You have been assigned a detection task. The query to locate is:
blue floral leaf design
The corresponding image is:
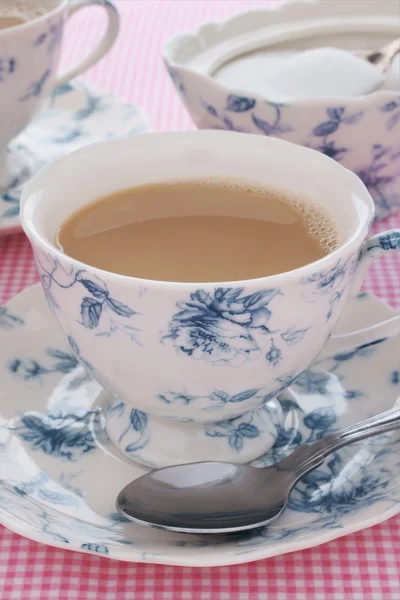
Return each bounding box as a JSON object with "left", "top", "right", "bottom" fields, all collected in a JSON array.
[
  {"left": 304, "top": 407, "right": 336, "bottom": 430},
  {"left": 38, "top": 489, "right": 78, "bottom": 506},
  {"left": 342, "top": 111, "right": 363, "bottom": 125},
  {"left": 210, "top": 390, "right": 230, "bottom": 402},
  {"left": 313, "top": 120, "right": 339, "bottom": 137},
  {"left": 226, "top": 94, "right": 256, "bottom": 112},
  {"left": 387, "top": 112, "right": 400, "bottom": 131},
  {"left": 79, "top": 279, "right": 107, "bottom": 299},
  {"left": 130, "top": 409, "right": 147, "bottom": 432},
  {"left": 229, "top": 389, "right": 259, "bottom": 403},
  {"left": 274, "top": 426, "right": 302, "bottom": 448},
  {"left": 243, "top": 289, "right": 281, "bottom": 308},
  {"left": 2, "top": 205, "right": 20, "bottom": 218},
  {"left": 81, "top": 298, "right": 102, "bottom": 329},
  {"left": 0, "top": 307, "right": 24, "bottom": 329},
  {"left": 229, "top": 433, "right": 244, "bottom": 450},
  {"left": 377, "top": 231, "right": 400, "bottom": 250},
  {"left": 237, "top": 423, "right": 259, "bottom": 438},
  {"left": 206, "top": 429, "right": 226, "bottom": 438},
  {"left": 19, "top": 414, "right": 45, "bottom": 435},
  {"left": 81, "top": 543, "right": 109, "bottom": 554},
  {"left": 279, "top": 398, "right": 302, "bottom": 413},
  {"left": 223, "top": 116, "right": 234, "bottom": 130},
  {"left": 105, "top": 297, "right": 135, "bottom": 317},
  {"left": 214, "top": 288, "right": 243, "bottom": 302},
  {"left": 46, "top": 348, "right": 79, "bottom": 373},
  {"left": 281, "top": 327, "right": 308, "bottom": 345},
  {"left": 204, "top": 103, "right": 218, "bottom": 117},
  {"left": 252, "top": 114, "right": 273, "bottom": 135},
  {"left": 53, "top": 82, "right": 74, "bottom": 96},
  {"left": 68, "top": 336, "right": 80, "bottom": 356},
  {"left": 327, "top": 107, "right": 345, "bottom": 120},
  {"left": 391, "top": 370, "right": 400, "bottom": 385},
  {"left": 380, "top": 101, "right": 398, "bottom": 113},
  {"left": 301, "top": 468, "right": 332, "bottom": 486},
  {"left": 74, "top": 95, "right": 102, "bottom": 121}
]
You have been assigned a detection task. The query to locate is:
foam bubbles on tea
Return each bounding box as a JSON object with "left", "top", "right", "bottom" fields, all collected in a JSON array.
[
  {"left": 56, "top": 180, "right": 339, "bottom": 283},
  {"left": 0, "top": 0, "right": 49, "bottom": 28}
]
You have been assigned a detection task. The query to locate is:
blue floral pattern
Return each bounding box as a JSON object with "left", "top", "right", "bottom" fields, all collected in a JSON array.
[
  {"left": 7, "top": 345, "right": 97, "bottom": 461},
  {"left": 0, "top": 56, "right": 16, "bottom": 82},
  {"left": 15, "top": 411, "right": 97, "bottom": 462},
  {"left": 107, "top": 402, "right": 149, "bottom": 456},
  {"left": 301, "top": 255, "right": 357, "bottom": 322},
  {"left": 34, "top": 18, "right": 63, "bottom": 56},
  {"left": 19, "top": 69, "right": 52, "bottom": 102},
  {"left": 251, "top": 103, "right": 293, "bottom": 136},
  {"left": 356, "top": 145, "right": 400, "bottom": 216},
  {"left": 167, "top": 67, "right": 400, "bottom": 220},
  {"left": 36, "top": 254, "right": 140, "bottom": 341},
  {"left": 206, "top": 418, "right": 259, "bottom": 451},
  {"left": 380, "top": 98, "right": 400, "bottom": 131},
  {"left": 158, "top": 387, "right": 263, "bottom": 410},
  {"left": 1, "top": 289, "right": 400, "bottom": 563},
  {"left": 0, "top": 307, "right": 24, "bottom": 329},
  {"left": 361, "top": 230, "right": 400, "bottom": 255},
  {"left": 0, "top": 81, "right": 149, "bottom": 231},
  {"left": 8, "top": 346, "right": 78, "bottom": 381},
  {"left": 164, "top": 288, "right": 308, "bottom": 366}
]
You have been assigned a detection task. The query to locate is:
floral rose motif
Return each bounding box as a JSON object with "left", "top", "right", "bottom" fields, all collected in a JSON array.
[
  {"left": 164, "top": 287, "right": 282, "bottom": 365},
  {"left": 17, "top": 412, "right": 96, "bottom": 461}
]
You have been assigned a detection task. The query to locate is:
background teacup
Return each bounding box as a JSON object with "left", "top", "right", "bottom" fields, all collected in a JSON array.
[
  {"left": 20, "top": 132, "right": 400, "bottom": 468},
  {"left": 0, "top": 0, "right": 119, "bottom": 187}
]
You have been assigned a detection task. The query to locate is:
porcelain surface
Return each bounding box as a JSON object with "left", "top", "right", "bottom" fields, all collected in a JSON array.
[
  {"left": 0, "top": 80, "right": 150, "bottom": 235},
  {"left": 0, "top": 0, "right": 119, "bottom": 185},
  {"left": 164, "top": 0, "right": 400, "bottom": 221},
  {"left": 0, "top": 285, "right": 399, "bottom": 566},
  {"left": 20, "top": 131, "right": 400, "bottom": 467}
]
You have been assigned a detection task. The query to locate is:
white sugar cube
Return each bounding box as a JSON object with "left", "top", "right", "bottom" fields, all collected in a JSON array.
[{"left": 262, "top": 47, "right": 385, "bottom": 101}]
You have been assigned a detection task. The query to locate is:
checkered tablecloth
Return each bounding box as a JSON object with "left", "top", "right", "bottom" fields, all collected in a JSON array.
[{"left": 0, "top": 2, "right": 399, "bottom": 599}]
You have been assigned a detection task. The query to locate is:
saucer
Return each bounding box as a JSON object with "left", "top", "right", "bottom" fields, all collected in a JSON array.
[
  {"left": 0, "top": 284, "right": 399, "bottom": 567},
  {"left": 0, "top": 81, "right": 150, "bottom": 236}
]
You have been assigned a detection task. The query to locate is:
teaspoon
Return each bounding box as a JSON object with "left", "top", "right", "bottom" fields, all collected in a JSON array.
[
  {"left": 366, "top": 37, "right": 400, "bottom": 74},
  {"left": 117, "top": 403, "right": 400, "bottom": 534}
]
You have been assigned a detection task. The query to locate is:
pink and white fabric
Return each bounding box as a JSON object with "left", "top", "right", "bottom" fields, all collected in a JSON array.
[{"left": 0, "top": 2, "right": 399, "bottom": 599}]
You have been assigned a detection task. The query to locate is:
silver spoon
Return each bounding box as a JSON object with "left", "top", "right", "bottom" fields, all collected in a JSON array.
[
  {"left": 117, "top": 403, "right": 400, "bottom": 534},
  {"left": 366, "top": 37, "right": 400, "bottom": 74}
]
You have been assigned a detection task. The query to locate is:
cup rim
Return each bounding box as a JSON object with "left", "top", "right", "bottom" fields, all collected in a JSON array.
[
  {"left": 21, "top": 130, "right": 374, "bottom": 290},
  {"left": 0, "top": 0, "right": 66, "bottom": 36}
]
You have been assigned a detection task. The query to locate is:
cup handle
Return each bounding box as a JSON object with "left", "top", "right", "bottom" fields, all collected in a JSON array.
[
  {"left": 318, "top": 229, "right": 400, "bottom": 361},
  {"left": 53, "top": 0, "right": 119, "bottom": 88}
]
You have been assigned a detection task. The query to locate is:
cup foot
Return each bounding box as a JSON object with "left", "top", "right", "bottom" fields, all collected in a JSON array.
[{"left": 104, "top": 399, "right": 283, "bottom": 469}]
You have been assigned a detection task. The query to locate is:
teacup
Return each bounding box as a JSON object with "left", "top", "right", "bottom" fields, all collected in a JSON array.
[
  {"left": 20, "top": 131, "right": 400, "bottom": 468},
  {"left": 0, "top": 0, "right": 119, "bottom": 187}
]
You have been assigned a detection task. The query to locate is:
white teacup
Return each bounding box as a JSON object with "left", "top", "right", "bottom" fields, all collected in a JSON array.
[
  {"left": 20, "top": 131, "right": 400, "bottom": 468},
  {"left": 0, "top": 0, "right": 119, "bottom": 187}
]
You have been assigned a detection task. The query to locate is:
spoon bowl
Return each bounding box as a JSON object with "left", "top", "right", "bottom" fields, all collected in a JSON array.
[{"left": 117, "top": 461, "right": 297, "bottom": 533}]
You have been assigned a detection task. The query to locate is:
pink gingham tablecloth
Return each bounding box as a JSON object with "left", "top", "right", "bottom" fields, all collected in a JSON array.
[{"left": 0, "top": 2, "right": 399, "bottom": 599}]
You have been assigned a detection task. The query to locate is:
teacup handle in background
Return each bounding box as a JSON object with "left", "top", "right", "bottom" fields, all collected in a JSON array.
[
  {"left": 319, "top": 229, "right": 400, "bottom": 360},
  {"left": 53, "top": 0, "right": 119, "bottom": 88}
]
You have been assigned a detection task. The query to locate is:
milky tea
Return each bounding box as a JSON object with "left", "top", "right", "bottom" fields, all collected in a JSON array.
[
  {"left": 0, "top": 1, "right": 50, "bottom": 29},
  {"left": 56, "top": 180, "right": 339, "bottom": 283}
]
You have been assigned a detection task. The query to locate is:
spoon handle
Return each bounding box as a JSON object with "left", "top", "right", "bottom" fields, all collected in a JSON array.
[
  {"left": 279, "top": 402, "right": 400, "bottom": 476},
  {"left": 368, "top": 37, "right": 400, "bottom": 73}
]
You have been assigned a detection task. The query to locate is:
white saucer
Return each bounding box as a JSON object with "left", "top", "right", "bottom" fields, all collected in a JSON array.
[
  {"left": 0, "top": 284, "right": 399, "bottom": 566},
  {"left": 0, "top": 81, "right": 150, "bottom": 236}
]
